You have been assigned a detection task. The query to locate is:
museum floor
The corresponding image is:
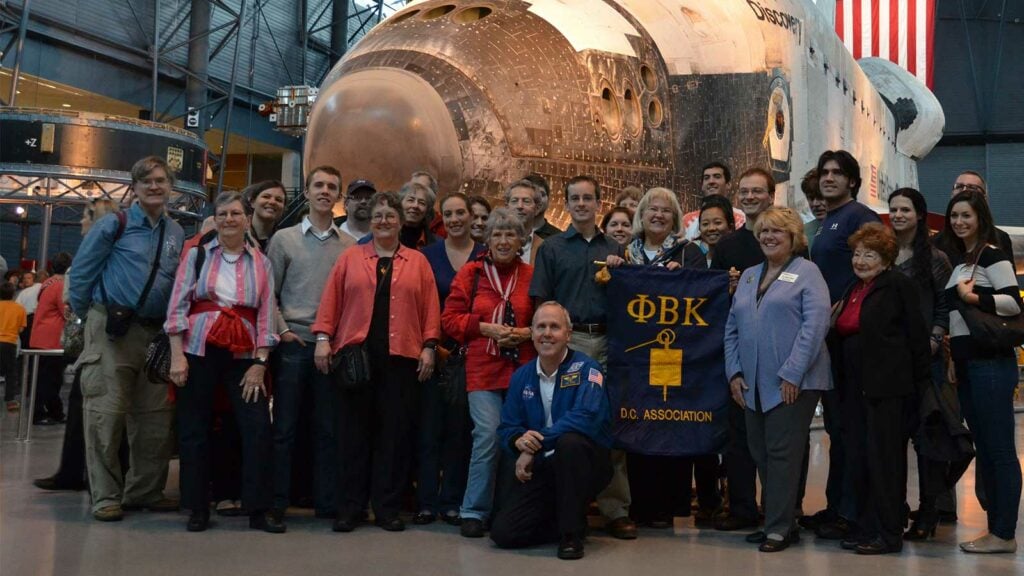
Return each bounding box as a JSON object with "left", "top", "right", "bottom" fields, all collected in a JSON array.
[{"left": 2, "top": 411, "right": 1022, "bottom": 576}]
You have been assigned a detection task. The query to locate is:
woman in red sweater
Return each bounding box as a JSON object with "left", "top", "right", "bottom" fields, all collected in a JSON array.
[
  {"left": 30, "top": 252, "right": 72, "bottom": 424},
  {"left": 442, "top": 208, "right": 536, "bottom": 538}
]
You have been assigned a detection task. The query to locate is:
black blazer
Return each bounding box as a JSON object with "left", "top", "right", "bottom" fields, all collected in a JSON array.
[{"left": 830, "top": 269, "right": 931, "bottom": 398}]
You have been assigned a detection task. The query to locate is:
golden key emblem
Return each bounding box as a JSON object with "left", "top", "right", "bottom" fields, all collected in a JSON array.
[{"left": 625, "top": 329, "right": 683, "bottom": 402}]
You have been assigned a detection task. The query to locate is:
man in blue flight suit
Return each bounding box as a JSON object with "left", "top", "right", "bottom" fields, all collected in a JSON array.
[{"left": 490, "top": 301, "right": 613, "bottom": 560}]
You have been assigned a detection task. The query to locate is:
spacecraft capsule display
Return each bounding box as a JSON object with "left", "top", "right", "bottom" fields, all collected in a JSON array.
[{"left": 305, "top": 0, "right": 944, "bottom": 221}]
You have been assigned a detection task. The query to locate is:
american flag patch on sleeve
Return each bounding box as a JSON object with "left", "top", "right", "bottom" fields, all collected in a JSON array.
[{"left": 588, "top": 367, "right": 603, "bottom": 386}]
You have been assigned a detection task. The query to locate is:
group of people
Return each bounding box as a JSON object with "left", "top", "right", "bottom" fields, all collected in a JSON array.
[{"left": 15, "top": 149, "right": 1021, "bottom": 560}]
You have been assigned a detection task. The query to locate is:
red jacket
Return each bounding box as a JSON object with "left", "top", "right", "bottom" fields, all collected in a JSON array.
[
  {"left": 442, "top": 259, "right": 536, "bottom": 392},
  {"left": 30, "top": 276, "right": 65, "bottom": 350},
  {"left": 312, "top": 243, "right": 441, "bottom": 360}
]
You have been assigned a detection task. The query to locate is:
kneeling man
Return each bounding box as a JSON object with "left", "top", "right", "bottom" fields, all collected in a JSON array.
[{"left": 490, "top": 302, "right": 613, "bottom": 560}]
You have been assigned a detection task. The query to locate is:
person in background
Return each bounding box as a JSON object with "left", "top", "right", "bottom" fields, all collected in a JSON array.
[
  {"left": 0, "top": 283, "right": 27, "bottom": 412},
  {"left": 522, "top": 173, "right": 563, "bottom": 240},
  {"left": 34, "top": 199, "right": 121, "bottom": 491},
  {"left": 266, "top": 165, "right": 354, "bottom": 528},
  {"left": 4, "top": 270, "right": 21, "bottom": 287},
  {"left": 243, "top": 180, "right": 287, "bottom": 252},
  {"left": 313, "top": 191, "right": 441, "bottom": 533},
  {"left": 805, "top": 150, "right": 881, "bottom": 540},
  {"left": 725, "top": 207, "right": 832, "bottom": 552},
  {"left": 886, "top": 188, "right": 954, "bottom": 542},
  {"left": 468, "top": 196, "right": 492, "bottom": 245},
  {"left": 15, "top": 270, "right": 41, "bottom": 351},
  {"left": 442, "top": 208, "right": 536, "bottom": 538},
  {"left": 933, "top": 171, "right": 1015, "bottom": 267},
  {"left": 69, "top": 156, "right": 185, "bottom": 522},
  {"left": 29, "top": 252, "right": 73, "bottom": 425},
  {"left": 943, "top": 190, "right": 1021, "bottom": 554},
  {"left": 830, "top": 223, "right": 930, "bottom": 555},
  {"left": 685, "top": 195, "right": 735, "bottom": 270},
  {"left": 710, "top": 167, "right": 776, "bottom": 532},
  {"left": 398, "top": 181, "right": 439, "bottom": 249},
  {"left": 529, "top": 175, "right": 636, "bottom": 541},
  {"left": 681, "top": 161, "right": 746, "bottom": 240},
  {"left": 504, "top": 179, "right": 546, "bottom": 265},
  {"left": 416, "top": 193, "right": 484, "bottom": 526},
  {"left": 600, "top": 207, "right": 634, "bottom": 247},
  {"left": 801, "top": 169, "right": 826, "bottom": 251},
  {"left": 336, "top": 179, "right": 375, "bottom": 242},
  {"left": 615, "top": 186, "right": 642, "bottom": 212},
  {"left": 165, "top": 191, "right": 281, "bottom": 533}
]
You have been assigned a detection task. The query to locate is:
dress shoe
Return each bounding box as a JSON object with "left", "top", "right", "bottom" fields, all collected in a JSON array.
[
  {"left": 33, "top": 476, "right": 87, "bottom": 491},
  {"left": 376, "top": 517, "right": 406, "bottom": 532},
  {"left": 33, "top": 417, "right": 60, "bottom": 426},
  {"left": 249, "top": 510, "right": 286, "bottom": 533},
  {"left": 605, "top": 516, "right": 638, "bottom": 540},
  {"left": 93, "top": 504, "right": 124, "bottom": 522},
  {"left": 904, "top": 510, "right": 938, "bottom": 541},
  {"left": 856, "top": 536, "right": 901, "bottom": 555},
  {"left": 841, "top": 536, "right": 866, "bottom": 550},
  {"left": 713, "top": 515, "right": 759, "bottom": 531},
  {"left": 959, "top": 533, "right": 1017, "bottom": 554},
  {"left": 441, "top": 511, "right": 462, "bottom": 526},
  {"left": 798, "top": 508, "right": 837, "bottom": 531},
  {"left": 693, "top": 507, "right": 717, "bottom": 529},
  {"left": 815, "top": 518, "right": 853, "bottom": 540},
  {"left": 332, "top": 516, "right": 358, "bottom": 533},
  {"left": 460, "top": 518, "right": 485, "bottom": 538},
  {"left": 746, "top": 531, "right": 767, "bottom": 544},
  {"left": 123, "top": 498, "right": 179, "bottom": 512},
  {"left": 412, "top": 510, "right": 436, "bottom": 525},
  {"left": 557, "top": 535, "right": 585, "bottom": 560},
  {"left": 759, "top": 537, "right": 790, "bottom": 553},
  {"left": 187, "top": 509, "right": 210, "bottom": 532}
]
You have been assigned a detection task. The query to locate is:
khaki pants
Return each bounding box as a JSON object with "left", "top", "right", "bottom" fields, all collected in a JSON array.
[
  {"left": 80, "top": 305, "right": 173, "bottom": 513},
  {"left": 569, "top": 332, "right": 631, "bottom": 521}
]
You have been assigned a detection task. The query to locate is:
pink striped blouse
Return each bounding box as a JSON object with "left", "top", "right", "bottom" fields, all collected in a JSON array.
[{"left": 164, "top": 237, "right": 279, "bottom": 358}]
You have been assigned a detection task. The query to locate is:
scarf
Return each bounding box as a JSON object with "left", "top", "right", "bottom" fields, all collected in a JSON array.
[
  {"left": 482, "top": 257, "right": 520, "bottom": 364},
  {"left": 626, "top": 234, "right": 687, "bottom": 267}
]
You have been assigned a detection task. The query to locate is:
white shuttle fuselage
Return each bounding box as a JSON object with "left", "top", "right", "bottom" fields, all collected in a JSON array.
[{"left": 305, "top": 0, "right": 944, "bottom": 218}]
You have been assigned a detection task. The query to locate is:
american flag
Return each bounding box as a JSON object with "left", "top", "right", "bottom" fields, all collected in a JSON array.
[{"left": 834, "top": 0, "right": 936, "bottom": 88}]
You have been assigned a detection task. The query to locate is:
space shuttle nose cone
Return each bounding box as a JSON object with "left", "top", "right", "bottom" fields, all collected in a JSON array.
[{"left": 306, "top": 68, "right": 463, "bottom": 194}]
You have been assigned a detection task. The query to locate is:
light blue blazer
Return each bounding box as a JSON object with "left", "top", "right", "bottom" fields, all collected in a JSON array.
[{"left": 724, "top": 257, "right": 832, "bottom": 412}]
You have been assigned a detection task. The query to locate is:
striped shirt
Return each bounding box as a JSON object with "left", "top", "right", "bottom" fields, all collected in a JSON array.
[
  {"left": 164, "top": 237, "right": 279, "bottom": 358},
  {"left": 945, "top": 245, "right": 1021, "bottom": 360}
]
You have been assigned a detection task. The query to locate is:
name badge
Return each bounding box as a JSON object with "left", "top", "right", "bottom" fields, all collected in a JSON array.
[
  {"left": 560, "top": 372, "right": 580, "bottom": 388},
  {"left": 779, "top": 272, "right": 799, "bottom": 283}
]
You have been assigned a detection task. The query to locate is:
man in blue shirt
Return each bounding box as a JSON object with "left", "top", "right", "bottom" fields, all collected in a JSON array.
[
  {"left": 805, "top": 149, "right": 880, "bottom": 539},
  {"left": 490, "top": 302, "right": 613, "bottom": 560},
  {"left": 68, "top": 156, "right": 184, "bottom": 522}
]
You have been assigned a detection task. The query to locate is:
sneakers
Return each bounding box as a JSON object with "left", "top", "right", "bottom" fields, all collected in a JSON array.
[{"left": 93, "top": 504, "right": 124, "bottom": 522}]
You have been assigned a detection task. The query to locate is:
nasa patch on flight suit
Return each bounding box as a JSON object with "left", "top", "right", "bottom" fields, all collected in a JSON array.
[{"left": 560, "top": 372, "right": 581, "bottom": 388}]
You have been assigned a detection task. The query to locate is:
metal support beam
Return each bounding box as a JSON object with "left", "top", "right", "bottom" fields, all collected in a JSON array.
[
  {"left": 151, "top": 0, "right": 161, "bottom": 116},
  {"left": 7, "top": 0, "right": 33, "bottom": 106},
  {"left": 331, "top": 0, "right": 350, "bottom": 65},
  {"left": 187, "top": 0, "right": 211, "bottom": 136},
  {"left": 215, "top": 0, "right": 247, "bottom": 197},
  {"left": 37, "top": 190, "right": 52, "bottom": 271}
]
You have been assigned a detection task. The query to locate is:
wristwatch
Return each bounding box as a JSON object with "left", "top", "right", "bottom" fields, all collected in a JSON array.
[
  {"left": 253, "top": 357, "right": 268, "bottom": 366},
  {"left": 316, "top": 334, "right": 330, "bottom": 342}
]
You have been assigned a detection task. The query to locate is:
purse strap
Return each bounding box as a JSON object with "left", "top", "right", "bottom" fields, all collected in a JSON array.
[{"left": 136, "top": 219, "right": 167, "bottom": 311}]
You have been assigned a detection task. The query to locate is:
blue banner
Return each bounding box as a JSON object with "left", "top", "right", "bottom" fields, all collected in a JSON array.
[{"left": 606, "top": 265, "right": 730, "bottom": 456}]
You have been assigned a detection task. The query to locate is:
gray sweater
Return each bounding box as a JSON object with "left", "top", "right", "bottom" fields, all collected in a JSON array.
[{"left": 267, "top": 221, "right": 355, "bottom": 341}]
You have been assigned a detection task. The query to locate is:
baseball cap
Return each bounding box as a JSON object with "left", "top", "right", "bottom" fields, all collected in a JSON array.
[{"left": 346, "top": 179, "right": 376, "bottom": 196}]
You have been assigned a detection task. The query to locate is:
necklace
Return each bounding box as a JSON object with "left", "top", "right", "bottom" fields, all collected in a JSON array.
[{"left": 221, "top": 251, "right": 242, "bottom": 264}]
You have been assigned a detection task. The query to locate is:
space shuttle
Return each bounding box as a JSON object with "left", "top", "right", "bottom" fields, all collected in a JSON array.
[{"left": 304, "top": 0, "right": 944, "bottom": 219}]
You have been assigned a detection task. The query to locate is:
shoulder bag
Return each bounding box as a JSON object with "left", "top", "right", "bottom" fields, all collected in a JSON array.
[{"left": 954, "top": 247, "right": 1024, "bottom": 350}]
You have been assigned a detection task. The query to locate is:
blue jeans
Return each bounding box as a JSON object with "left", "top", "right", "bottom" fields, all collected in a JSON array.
[
  {"left": 271, "top": 339, "right": 337, "bottom": 513},
  {"left": 416, "top": 376, "right": 471, "bottom": 515},
  {"left": 957, "top": 357, "right": 1021, "bottom": 540},
  {"left": 460, "top": 390, "right": 504, "bottom": 521}
]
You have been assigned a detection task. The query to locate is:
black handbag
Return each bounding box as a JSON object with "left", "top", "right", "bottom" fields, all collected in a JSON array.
[
  {"left": 144, "top": 331, "right": 173, "bottom": 385},
  {"left": 955, "top": 248, "right": 1024, "bottom": 350},
  {"left": 437, "top": 268, "right": 481, "bottom": 407},
  {"left": 331, "top": 343, "right": 372, "bottom": 389}
]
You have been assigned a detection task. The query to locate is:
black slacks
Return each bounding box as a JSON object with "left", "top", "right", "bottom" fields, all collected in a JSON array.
[
  {"left": 841, "top": 335, "right": 909, "bottom": 547},
  {"left": 627, "top": 453, "right": 688, "bottom": 522},
  {"left": 724, "top": 401, "right": 758, "bottom": 520},
  {"left": 491, "top": 433, "right": 612, "bottom": 547},
  {"left": 334, "top": 354, "right": 419, "bottom": 521},
  {"left": 178, "top": 347, "right": 273, "bottom": 513}
]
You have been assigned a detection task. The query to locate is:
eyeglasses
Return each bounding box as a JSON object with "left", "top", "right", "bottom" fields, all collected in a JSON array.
[
  {"left": 953, "top": 183, "right": 985, "bottom": 194},
  {"left": 371, "top": 213, "right": 399, "bottom": 223}
]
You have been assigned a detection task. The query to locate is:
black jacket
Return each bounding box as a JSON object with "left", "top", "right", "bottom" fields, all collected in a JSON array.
[{"left": 830, "top": 269, "right": 931, "bottom": 398}]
